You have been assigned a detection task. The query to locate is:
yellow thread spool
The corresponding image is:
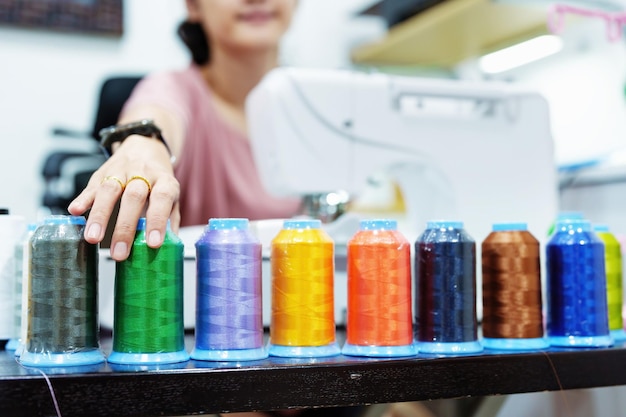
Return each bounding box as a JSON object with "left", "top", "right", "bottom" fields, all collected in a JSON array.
[
  {"left": 594, "top": 224, "right": 626, "bottom": 341},
  {"left": 269, "top": 219, "right": 339, "bottom": 357}
]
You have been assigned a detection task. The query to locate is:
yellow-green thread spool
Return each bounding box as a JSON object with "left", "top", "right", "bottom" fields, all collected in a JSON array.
[{"left": 594, "top": 225, "right": 624, "bottom": 336}]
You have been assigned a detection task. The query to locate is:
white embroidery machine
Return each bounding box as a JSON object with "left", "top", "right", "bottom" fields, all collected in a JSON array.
[
  {"left": 99, "top": 67, "right": 559, "bottom": 330},
  {"left": 246, "top": 67, "right": 559, "bottom": 326}
]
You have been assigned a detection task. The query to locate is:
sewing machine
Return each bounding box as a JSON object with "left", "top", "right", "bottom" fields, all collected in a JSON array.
[
  {"left": 246, "top": 67, "right": 559, "bottom": 324},
  {"left": 99, "top": 67, "right": 558, "bottom": 330},
  {"left": 247, "top": 67, "right": 558, "bottom": 240}
]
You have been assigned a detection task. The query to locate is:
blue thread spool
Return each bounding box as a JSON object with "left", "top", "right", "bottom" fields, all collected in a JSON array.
[
  {"left": 546, "top": 219, "right": 612, "bottom": 347},
  {"left": 415, "top": 221, "right": 482, "bottom": 354},
  {"left": 20, "top": 215, "right": 105, "bottom": 367},
  {"left": 192, "top": 218, "right": 267, "bottom": 361}
]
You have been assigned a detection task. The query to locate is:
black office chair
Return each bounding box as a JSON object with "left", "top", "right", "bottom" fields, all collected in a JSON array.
[{"left": 42, "top": 76, "right": 143, "bottom": 214}]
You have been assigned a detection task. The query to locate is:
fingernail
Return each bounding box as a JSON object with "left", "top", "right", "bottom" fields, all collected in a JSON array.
[
  {"left": 87, "top": 223, "right": 102, "bottom": 240},
  {"left": 112, "top": 242, "right": 128, "bottom": 259},
  {"left": 148, "top": 230, "right": 161, "bottom": 247}
]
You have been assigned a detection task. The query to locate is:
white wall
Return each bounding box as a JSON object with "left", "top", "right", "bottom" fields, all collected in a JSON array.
[
  {"left": 0, "top": 1, "right": 189, "bottom": 221},
  {"left": 0, "top": 0, "right": 384, "bottom": 222},
  {"left": 456, "top": 18, "right": 626, "bottom": 168}
]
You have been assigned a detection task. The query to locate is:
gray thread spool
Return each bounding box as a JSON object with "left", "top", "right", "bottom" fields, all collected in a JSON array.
[{"left": 20, "top": 215, "right": 104, "bottom": 367}]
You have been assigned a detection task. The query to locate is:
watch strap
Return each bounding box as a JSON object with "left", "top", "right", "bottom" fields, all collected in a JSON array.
[{"left": 99, "top": 119, "right": 173, "bottom": 161}]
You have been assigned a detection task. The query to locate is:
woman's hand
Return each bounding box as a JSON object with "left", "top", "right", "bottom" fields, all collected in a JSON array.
[{"left": 68, "top": 134, "right": 180, "bottom": 261}]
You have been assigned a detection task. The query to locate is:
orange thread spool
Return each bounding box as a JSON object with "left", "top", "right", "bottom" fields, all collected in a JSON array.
[
  {"left": 269, "top": 219, "right": 339, "bottom": 357},
  {"left": 343, "top": 219, "right": 415, "bottom": 357}
]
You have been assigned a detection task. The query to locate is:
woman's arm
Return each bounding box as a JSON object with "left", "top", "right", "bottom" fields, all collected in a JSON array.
[{"left": 68, "top": 103, "right": 186, "bottom": 261}]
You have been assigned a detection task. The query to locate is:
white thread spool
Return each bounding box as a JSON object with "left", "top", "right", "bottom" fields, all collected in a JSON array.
[
  {"left": 12, "top": 223, "right": 37, "bottom": 354},
  {"left": 0, "top": 209, "right": 25, "bottom": 342}
]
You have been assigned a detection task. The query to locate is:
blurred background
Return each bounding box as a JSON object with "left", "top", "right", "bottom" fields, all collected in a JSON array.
[{"left": 1, "top": 0, "right": 626, "bottom": 222}]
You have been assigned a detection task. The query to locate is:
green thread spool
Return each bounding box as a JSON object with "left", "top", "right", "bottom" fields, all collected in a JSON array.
[
  {"left": 108, "top": 218, "right": 189, "bottom": 365},
  {"left": 594, "top": 224, "right": 626, "bottom": 342}
]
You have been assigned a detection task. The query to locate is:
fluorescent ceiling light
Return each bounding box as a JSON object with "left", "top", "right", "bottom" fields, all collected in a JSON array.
[{"left": 479, "top": 35, "right": 564, "bottom": 74}]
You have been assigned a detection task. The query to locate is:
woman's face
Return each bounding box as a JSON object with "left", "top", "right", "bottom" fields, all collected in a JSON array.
[{"left": 186, "top": 0, "right": 296, "bottom": 53}]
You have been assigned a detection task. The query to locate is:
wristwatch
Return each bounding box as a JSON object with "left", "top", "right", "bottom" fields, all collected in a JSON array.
[{"left": 99, "top": 119, "right": 174, "bottom": 161}]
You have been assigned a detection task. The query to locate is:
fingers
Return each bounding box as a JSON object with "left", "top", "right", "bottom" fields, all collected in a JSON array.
[
  {"left": 109, "top": 176, "right": 152, "bottom": 260},
  {"left": 69, "top": 172, "right": 127, "bottom": 244},
  {"left": 109, "top": 174, "right": 180, "bottom": 261},
  {"left": 68, "top": 167, "right": 179, "bottom": 262},
  {"left": 143, "top": 178, "right": 180, "bottom": 248}
]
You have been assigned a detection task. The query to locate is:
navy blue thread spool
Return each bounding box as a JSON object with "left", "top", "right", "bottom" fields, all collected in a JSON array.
[
  {"left": 546, "top": 218, "right": 612, "bottom": 347},
  {"left": 415, "top": 220, "right": 482, "bottom": 354},
  {"left": 192, "top": 218, "right": 267, "bottom": 361}
]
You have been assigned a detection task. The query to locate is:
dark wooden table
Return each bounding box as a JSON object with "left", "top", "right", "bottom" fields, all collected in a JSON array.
[{"left": 2, "top": 332, "right": 626, "bottom": 417}]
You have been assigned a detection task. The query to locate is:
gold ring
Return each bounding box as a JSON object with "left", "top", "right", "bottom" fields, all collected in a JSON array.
[
  {"left": 101, "top": 176, "right": 125, "bottom": 191},
  {"left": 126, "top": 175, "right": 152, "bottom": 193}
]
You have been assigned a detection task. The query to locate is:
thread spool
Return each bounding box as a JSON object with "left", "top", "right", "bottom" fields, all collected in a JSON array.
[
  {"left": 415, "top": 220, "right": 482, "bottom": 354},
  {"left": 546, "top": 219, "right": 612, "bottom": 347},
  {"left": 0, "top": 209, "right": 25, "bottom": 348},
  {"left": 593, "top": 224, "right": 626, "bottom": 342},
  {"left": 108, "top": 218, "right": 189, "bottom": 365},
  {"left": 343, "top": 219, "right": 416, "bottom": 357},
  {"left": 20, "top": 215, "right": 104, "bottom": 366},
  {"left": 192, "top": 218, "right": 266, "bottom": 361},
  {"left": 481, "top": 223, "right": 548, "bottom": 350},
  {"left": 269, "top": 219, "right": 339, "bottom": 357},
  {"left": 9, "top": 222, "right": 37, "bottom": 354}
]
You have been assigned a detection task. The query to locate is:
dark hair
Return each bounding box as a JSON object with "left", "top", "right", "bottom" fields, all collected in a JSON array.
[{"left": 177, "top": 21, "right": 210, "bottom": 65}]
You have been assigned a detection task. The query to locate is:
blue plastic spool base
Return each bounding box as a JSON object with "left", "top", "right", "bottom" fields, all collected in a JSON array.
[
  {"left": 107, "top": 349, "right": 190, "bottom": 365},
  {"left": 482, "top": 337, "right": 549, "bottom": 351},
  {"left": 268, "top": 342, "right": 340, "bottom": 358},
  {"left": 5, "top": 339, "right": 19, "bottom": 351},
  {"left": 418, "top": 340, "right": 483, "bottom": 355},
  {"left": 342, "top": 343, "right": 417, "bottom": 358},
  {"left": 611, "top": 329, "right": 626, "bottom": 342},
  {"left": 549, "top": 334, "right": 613, "bottom": 348},
  {"left": 19, "top": 349, "right": 105, "bottom": 367},
  {"left": 191, "top": 346, "right": 268, "bottom": 362}
]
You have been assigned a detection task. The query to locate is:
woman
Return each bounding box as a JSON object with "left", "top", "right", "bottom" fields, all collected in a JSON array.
[
  {"left": 68, "top": 2, "right": 432, "bottom": 416},
  {"left": 68, "top": 0, "right": 301, "bottom": 261}
]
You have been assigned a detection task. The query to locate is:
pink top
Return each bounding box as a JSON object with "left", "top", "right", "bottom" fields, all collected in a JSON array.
[{"left": 121, "top": 65, "right": 302, "bottom": 227}]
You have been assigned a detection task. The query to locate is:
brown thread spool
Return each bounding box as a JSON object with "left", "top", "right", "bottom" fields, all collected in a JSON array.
[{"left": 481, "top": 223, "right": 548, "bottom": 350}]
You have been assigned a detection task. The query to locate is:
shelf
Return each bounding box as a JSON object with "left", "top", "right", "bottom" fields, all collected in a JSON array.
[
  {"left": 3, "top": 333, "right": 626, "bottom": 417},
  {"left": 352, "top": 0, "right": 549, "bottom": 68}
]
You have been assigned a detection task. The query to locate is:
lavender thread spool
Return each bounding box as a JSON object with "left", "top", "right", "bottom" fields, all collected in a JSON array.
[{"left": 192, "top": 218, "right": 266, "bottom": 361}]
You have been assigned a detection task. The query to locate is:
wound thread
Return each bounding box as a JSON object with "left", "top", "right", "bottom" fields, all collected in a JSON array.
[
  {"left": 109, "top": 218, "right": 188, "bottom": 365},
  {"left": 344, "top": 219, "right": 414, "bottom": 357},
  {"left": 269, "top": 219, "right": 339, "bottom": 357},
  {"left": 415, "top": 220, "right": 482, "bottom": 354},
  {"left": 192, "top": 218, "right": 266, "bottom": 361},
  {"left": 547, "top": 219, "right": 611, "bottom": 347},
  {"left": 21, "top": 215, "right": 104, "bottom": 367},
  {"left": 481, "top": 223, "right": 547, "bottom": 350},
  {"left": 594, "top": 224, "right": 624, "bottom": 340}
]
